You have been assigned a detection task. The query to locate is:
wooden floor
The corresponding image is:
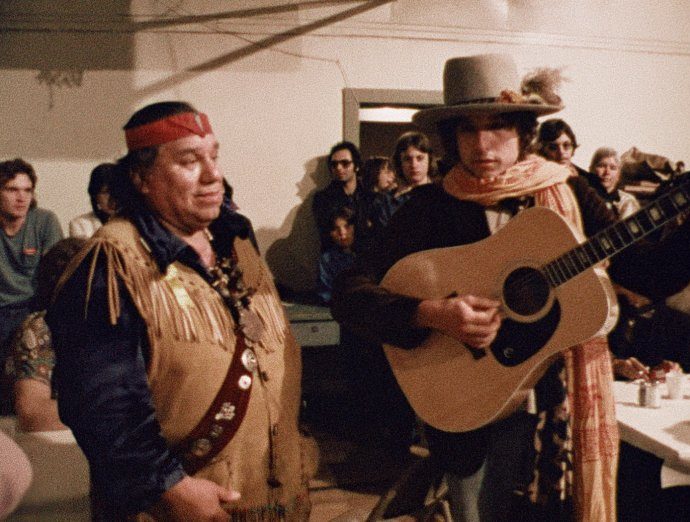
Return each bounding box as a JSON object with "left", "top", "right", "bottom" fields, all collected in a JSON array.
[
  {"left": 307, "top": 429, "right": 421, "bottom": 522},
  {"left": 300, "top": 340, "right": 449, "bottom": 521},
  {"left": 302, "top": 338, "right": 438, "bottom": 522}
]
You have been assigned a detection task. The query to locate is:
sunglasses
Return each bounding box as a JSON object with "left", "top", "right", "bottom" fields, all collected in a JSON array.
[
  {"left": 545, "top": 142, "right": 575, "bottom": 152},
  {"left": 329, "top": 159, "right": 353, "bottom": 169}
]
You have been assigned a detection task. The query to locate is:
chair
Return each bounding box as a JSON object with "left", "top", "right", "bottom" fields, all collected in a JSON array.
[
  {"left": 329, "top": 449, "right": 452, "bottom": 522},
  {"left": 365, "top": 455, "right": 451, "bottom": 521}
]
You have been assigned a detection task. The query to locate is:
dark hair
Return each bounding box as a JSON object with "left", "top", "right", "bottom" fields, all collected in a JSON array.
[
  {"left": 327, "top": 205, "right": 356, "bottom": 229},
  {"left": 536, "top": 118, "right": 578, "bottom": 151},
  {"left": 327, "top": 141, "right": 363, "bottom": 173},
  {"left": 0, "top": 158, "right": 38, "bottom": 209},
  {"left": 87, "top": 163, "right": 117, "bottom": 223},
  {"left": 392, "top": 131, "right": 437, "bottom": 183},
  {"left": 437, "top": 112, "right": 539, "bottom": 167},
  {"left": 111, "top": 101, "right": 198, "bottom": 217},
  {"left": 34, "top": 238, "right": 87, "bottom": 310},
  {"left": 361, "top": 156, "right": 393, "bottom": 193}
]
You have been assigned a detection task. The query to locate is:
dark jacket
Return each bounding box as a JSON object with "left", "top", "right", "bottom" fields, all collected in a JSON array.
[{"left": 331, "top": 176, "right": 690, "bottom": 475}]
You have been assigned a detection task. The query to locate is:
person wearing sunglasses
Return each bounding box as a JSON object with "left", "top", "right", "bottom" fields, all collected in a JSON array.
[
  {"left": 536, "top": 118, "right": 606, "bottom": 197},
  {"left": 312, "top": 141, "right": 372, "bottom": 251}
]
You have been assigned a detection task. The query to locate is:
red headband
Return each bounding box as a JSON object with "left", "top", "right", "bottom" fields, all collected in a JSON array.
[{"left": 125, "top": 112, "right": 213, "bottom": 151}]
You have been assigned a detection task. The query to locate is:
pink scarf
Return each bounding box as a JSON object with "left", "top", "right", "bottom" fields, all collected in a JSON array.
[{"left": 444, "top": 155, "right": 618, "bottom": 521}]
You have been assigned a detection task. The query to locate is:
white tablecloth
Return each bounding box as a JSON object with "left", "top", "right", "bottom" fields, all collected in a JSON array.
[{"left": 613, "top": 378, "right": 690, "bottom": 487}]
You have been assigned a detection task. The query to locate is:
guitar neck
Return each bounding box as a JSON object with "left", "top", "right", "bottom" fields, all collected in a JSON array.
[{"left": 543, "top": 175, "right": 690, "bottom": 287}]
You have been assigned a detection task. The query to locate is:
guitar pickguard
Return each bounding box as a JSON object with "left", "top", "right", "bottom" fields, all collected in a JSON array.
[{"left": 491, "top": 300, "right": 561, "bottom": 366}]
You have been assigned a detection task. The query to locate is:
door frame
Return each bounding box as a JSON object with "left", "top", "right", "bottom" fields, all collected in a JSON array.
[{"left": 342, "top": 88, "right": 443, "bottom": 145}]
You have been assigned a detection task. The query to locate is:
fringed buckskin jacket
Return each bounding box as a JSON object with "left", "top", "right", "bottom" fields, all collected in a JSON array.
[{"left": 47, "top": 206, "right": 312, "bottom": 520}]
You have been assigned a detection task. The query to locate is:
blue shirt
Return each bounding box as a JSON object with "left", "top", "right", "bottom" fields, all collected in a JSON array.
[{"left": 317, "top": 247, "right": 355, "bottom": 305}]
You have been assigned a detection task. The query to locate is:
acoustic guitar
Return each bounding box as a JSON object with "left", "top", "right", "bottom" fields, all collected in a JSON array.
[{"left": 380, "top": 176, "right": 690, "bottom": 432}]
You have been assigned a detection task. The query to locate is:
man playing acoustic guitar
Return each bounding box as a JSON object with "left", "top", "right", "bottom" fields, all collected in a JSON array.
[{"left": 331, "top": 54, "right": 690, "bottom": 522}]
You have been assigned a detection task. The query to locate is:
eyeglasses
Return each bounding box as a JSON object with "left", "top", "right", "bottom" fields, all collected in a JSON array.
[
  {"left": 329, "top": 159, "right": 353, "bottom": 169},
  {"left": 545, "top": 141, "right": 575, "bottom": 152}
]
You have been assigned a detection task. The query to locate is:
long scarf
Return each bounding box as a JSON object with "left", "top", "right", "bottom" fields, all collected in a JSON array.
[{"left": 444, "top": 156, "right": 619, "bottom": 522}]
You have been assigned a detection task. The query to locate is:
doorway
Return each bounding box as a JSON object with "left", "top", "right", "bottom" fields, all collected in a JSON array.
[{"left": 342, "top": 88, "right": 443, "bottom": 161}]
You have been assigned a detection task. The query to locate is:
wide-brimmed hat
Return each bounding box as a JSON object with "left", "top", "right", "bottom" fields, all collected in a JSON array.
[{"left": 413, "top": 53, "right": 563, "bottom": 129}]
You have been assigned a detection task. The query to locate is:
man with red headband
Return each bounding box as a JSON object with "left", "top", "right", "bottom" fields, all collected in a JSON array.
[{"left": 47, "top": 102, "right": 312, "bottom": 521}]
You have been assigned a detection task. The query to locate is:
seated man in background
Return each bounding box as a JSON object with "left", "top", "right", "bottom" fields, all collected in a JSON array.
[
  {"left": 312, "top": 141, "right": 372, "bottom": 251},
  {"left": 10, "top": 237, "right": 86, "bottom": 432},
  {"left": 0, "top": 158, "right": 63, "bottom": 416}
]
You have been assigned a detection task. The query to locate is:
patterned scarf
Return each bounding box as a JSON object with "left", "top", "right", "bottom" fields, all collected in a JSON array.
[{"left": 444, "top": 155, "right": 619, "bottom": 522}]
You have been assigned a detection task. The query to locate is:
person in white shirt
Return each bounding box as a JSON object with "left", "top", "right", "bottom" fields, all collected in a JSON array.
[{"left": 68, "top": 163, "right": 118, "bottom": 239}]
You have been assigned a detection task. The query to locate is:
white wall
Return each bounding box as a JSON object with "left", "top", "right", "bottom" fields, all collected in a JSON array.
[{"left": 2, "top": 0, "right": 690, "bottom": 292}]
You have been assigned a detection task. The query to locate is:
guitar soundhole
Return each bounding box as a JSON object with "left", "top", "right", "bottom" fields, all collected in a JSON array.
[{"left": 502, "top": 267, "right": 550, "bottom": 317}]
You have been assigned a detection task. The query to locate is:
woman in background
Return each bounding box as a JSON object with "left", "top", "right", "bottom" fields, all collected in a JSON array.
[
  {"left": 68, "top": 163, "right": 118, "bottom": 239},
  {"left": 589, "top": 147, "right": 640, "bottom": 219},
  {"left": 361, "top": 156, "right": 398, "bottom": 195}
]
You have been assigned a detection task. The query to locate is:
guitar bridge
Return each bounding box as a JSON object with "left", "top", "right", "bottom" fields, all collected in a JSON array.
[{"left": 465, "top": 345, "right": 487, "bottom": 360}]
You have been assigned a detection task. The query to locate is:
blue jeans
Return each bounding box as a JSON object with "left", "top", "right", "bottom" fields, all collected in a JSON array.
[{"left": 444, "top": 411, "right": 537, "bottom": 522}]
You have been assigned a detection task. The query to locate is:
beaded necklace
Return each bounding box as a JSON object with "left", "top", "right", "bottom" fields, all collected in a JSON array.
[{"left": 206, "top": 236, "right": 264, "bottom": 343}]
